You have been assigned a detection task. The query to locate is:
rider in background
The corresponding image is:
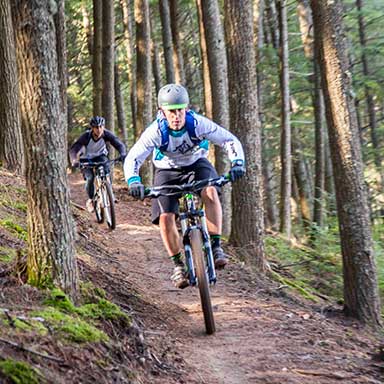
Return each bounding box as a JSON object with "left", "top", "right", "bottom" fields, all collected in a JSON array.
[
  {"left": 124, "top": 84, "right": 246, "bottom": 288},
  {"left": 69, "top": 116, "right": 127, "bottom": 213}
]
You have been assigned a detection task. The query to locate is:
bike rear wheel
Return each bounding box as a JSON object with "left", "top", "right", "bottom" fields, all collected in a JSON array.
[
  {"left": 102, "top": 182, "right": 116, "bottom": 230},
  {"left": 190, "top": 228, "right": 215, "bottom": 334}
]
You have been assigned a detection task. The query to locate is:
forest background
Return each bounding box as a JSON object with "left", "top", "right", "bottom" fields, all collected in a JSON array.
[{"left": 64, "top": 0, "right": 384, "bottom": 319}]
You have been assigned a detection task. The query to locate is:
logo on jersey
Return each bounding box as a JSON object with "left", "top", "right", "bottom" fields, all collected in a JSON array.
[{"left": 173, "top": 140, "right": 194, "bottom": 154}]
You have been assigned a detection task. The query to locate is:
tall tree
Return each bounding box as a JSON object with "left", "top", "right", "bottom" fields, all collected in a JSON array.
[
  {"left": 120, "top": 0, "right": 137, "bottom": 138},
  {"left": 278, "top": 0, "right": 292, "bottom": 238},
  {"left": 169, "top": 0, "right": 185, "bottom": 85},
  {"left": 311, "top": 0, "right": 381, "bottom": 326},
  {"left": 12, "top": 0, "right": 78, "bottom": 298},
  {"left": 135, "top": 0, "right": 153, "bottom": 184},
  {"left": 114, "top": 62, "right": 128, "bottom": 143},
  {"left": 196, "top": 0, "right": 212, "bottom": 118},
  {"left": 102, "top": 0, "right": 115, "bottom": 131},
  {"left": 92, "top": 0, "right": 102, "bottom": 116},
  {"left": 159, "top": 0, "right": 175, "bottom": 84},
  {"left": 225, "top": 0, "right": 266, "bottom": 271},
  {"left": 201, "top": 0, "right": 232, "bottom": 237},
  {"left": 0, "top": 0, "right": 24, "bottom": 173},
  {"left": 356, "top": 0, "right": 383, "bottom": 205}
]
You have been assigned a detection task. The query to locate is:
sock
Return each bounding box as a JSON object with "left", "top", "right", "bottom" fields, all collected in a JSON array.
[
  {"left": 210, "top": 234, "right": 221, "bottom": 249},
  {"left": 170, "top": 252, "right": 183, "bottom": 266}
]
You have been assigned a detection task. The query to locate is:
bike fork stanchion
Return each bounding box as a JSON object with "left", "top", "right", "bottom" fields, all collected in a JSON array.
[
  {"left": 180, "top": 213, "right": 196, "bottom": 285},
  {"left": 199, "top": 211, "right": 216, "bottom": 284}
]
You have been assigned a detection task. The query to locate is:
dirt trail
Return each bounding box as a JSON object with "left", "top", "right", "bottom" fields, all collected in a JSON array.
[{"left": 69, "top": 172, "right": 382, "bottom": 384}]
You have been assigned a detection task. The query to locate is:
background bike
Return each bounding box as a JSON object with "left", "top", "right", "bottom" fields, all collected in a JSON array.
[
  {"left": 144, "top": 174, "right": 232, "bottom": 335},
  {"left": 79, "top": 158, "right": 120, "bottom": 230}
]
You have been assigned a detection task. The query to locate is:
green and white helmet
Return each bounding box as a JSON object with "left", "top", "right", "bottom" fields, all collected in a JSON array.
[{"left": 158, "top": 84, "right": 189, "bottom": 109}]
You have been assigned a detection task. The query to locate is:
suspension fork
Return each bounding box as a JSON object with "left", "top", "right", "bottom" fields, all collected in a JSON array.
[
  {"left": 180, "top": 213, "right": 197, "bottom": 286},
  {"left": 199, "top": 210, "right": 216, "bottom": 284}
]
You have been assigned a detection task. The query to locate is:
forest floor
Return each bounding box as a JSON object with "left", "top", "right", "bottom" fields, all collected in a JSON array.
[{"left": 0, "top": 168, "right": 383, "bottom": 383}]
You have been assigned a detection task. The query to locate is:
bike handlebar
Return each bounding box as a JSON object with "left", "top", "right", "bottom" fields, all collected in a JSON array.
[
  {"left": 144, "top": 174, "right": 232, "bottom": 198},
  {"left": 77, "top": 157, "right": 122, "bottom": 169}
]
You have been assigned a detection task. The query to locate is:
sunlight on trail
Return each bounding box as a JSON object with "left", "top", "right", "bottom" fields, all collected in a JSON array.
[{"left": 117, "top": 223, "right": 158, "bottom": 233}]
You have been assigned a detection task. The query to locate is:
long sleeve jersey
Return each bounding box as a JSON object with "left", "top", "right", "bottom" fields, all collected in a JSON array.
[
  {"left": 124, "top": 111, "right": 245, "bottom": 184},
  {"left": 69, "top": 129, "right": 127, "bottom": 162}
]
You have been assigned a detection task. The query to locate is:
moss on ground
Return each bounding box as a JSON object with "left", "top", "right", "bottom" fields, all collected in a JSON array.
[
  {"left": 0, "top": 219, "right": 27, "bottom": 241},
  {"left": 0, "top": 246, "right": 16, "bottom": 262},
  {"left": 32, "top": 307, "right": 108, "bottom": 343},
  {"left": 45, "top": 287, "right": 131, "bottom": 323},
  {"left": 0, "top": 359, "right": 40, "bottom": 384}
]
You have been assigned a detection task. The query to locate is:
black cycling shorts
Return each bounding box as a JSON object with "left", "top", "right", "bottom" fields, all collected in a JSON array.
[{"left": 151, "top": 158, "right": 219, "bottom": 224}]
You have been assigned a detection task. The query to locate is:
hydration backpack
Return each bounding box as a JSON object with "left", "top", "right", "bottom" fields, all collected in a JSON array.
[{"left": 156, "top": 110, "right": 208, "bottom": 153}]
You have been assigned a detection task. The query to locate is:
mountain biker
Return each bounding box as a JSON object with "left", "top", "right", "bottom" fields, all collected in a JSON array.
[
  {"left": 69, "top": 116, "right": 127, "bottom": 213},
  {"left": 124, "top": 84, "right": 245, "bottom": 289}
]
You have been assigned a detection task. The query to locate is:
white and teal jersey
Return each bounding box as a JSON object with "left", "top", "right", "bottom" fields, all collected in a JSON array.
[{"left": 124, "top": 111, "right": 245, "bottom": 184}]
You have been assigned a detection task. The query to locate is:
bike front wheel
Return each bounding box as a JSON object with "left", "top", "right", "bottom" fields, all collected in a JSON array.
[
  {"left": 101, "top": 182, "right": 116, "bottom": 230},
  {"left": 190, "top": 228, "right": 215, "bottom": 335},
  {"left": 94, "top": 193, "right": 104, "bottom": 223}
]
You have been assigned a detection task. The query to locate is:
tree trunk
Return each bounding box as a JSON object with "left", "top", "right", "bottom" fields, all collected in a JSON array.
[
  {"left": 265, "top": 0, "right": 279, "bottom": 49},
  {"left": 169, "top": 0, "right": 185, "bottom": 84},
  {"left": 54, "top": 0, "right": 68, "bottom": 133},
  {"left": 225, "top": 0, "right": 266, "bottom": 271},
  {"left": 356, "top": 0, "right": 384, "bottom": 208},
  {"left": 292, "top": 126, "right": 311, "bottom": 230},
  {"left": 13, "top": 0, "right": 78, "bottom": 298},
  {"left": 150, "top": 7, "right": 162, "bottom": 96},
  {"left": 201, "top": 0, "right": 232, "bottom": 237},
  {"left": 159, "top": 0, "right": 175, "bottom": 84},
  {"left": 135, "top": 0, "right": 153, "bottom": 184},
  {"left": 120, "top": 0, "right": 137, "bottom": 142},
  {"left": 0, "top": 0, "right": 24, "bottom": 173},
  {"left": 278, "top": 0, "right": 292, "bottom": 238},
  {"left": 114, "top": 62, "right": 128, "bottom": 144},
  {"left": 92, "top": 0, "right": 102, "bottom": 116},
  {"left": 196, "top": 0, "right": 212, "bottom": 118},
  {"left": 102, "top": 0, "right": 115, "bottom": 132},
  {"left": 311, "top": 0, "right": 381, "bottom": 327}
]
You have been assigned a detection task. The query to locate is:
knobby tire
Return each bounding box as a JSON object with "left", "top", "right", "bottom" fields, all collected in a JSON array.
[
  {"left": 190, "top": 229, "right": 215, "bottom": 334},
  {"left": 94, "top": 192, "right": 104, "bottom": 224},
  {"left": 102, "top": 182, "right": 116, "bottom": 230}
]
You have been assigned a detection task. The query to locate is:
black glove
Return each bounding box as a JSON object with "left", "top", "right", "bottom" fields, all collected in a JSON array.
[
  {"left": 129, "top": 182, "right": 145, "bottom": 200},
  {"left": 71, "top": 160, "right": 80, "bottom": 168},
  {"left": 230, "top": 160, "right": 246, "bottom": 181},
  {"left": 119, "top": 154, "right": 126, "bottom": 163}
]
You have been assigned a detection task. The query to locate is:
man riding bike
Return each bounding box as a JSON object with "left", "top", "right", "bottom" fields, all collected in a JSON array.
[
  {"left": 69, "top": 116, "right": 127, "bottom": 212},
  {"left": 124, "top": 84, "right": 245, "bottom": 288}
]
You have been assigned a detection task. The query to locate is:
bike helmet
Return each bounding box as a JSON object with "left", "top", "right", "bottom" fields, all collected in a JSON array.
[
  {"left": 90, "top": 116, "right": 105, "bottom": 127},
  {"left": 158, "top": 84, "right": 189, "bottom": 109}
]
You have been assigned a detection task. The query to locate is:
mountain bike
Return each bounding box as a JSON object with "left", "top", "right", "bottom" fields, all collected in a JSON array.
[
  {"left": 79, "top": 158, "right": 120, "bottom": 230},
  {"left": 144, "top": 174, "right": 232, "bottom": 335}
]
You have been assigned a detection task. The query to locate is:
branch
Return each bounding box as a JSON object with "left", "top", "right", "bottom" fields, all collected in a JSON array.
[{"left": 0, "top": 337, "right": 63, "bottom": 363}]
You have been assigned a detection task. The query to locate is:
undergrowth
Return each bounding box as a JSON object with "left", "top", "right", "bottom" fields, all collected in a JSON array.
[{"left": 265, "top": 217, "right": 384, "bottom": 312}]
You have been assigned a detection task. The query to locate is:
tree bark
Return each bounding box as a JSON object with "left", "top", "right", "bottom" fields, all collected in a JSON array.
[
  {"left": 114, "top": 62, "right": 128, "bottom": 144},
  {"left": 196, "top": 0, "right": 212, "bottom": 119},
  {"left": 92, "top": 0, "right": 102, "bottom": 116},
  {"left": 135, "top": 0, "right": 153, "bottom": 184},
  {"left": 120, "top": 0, "right": 137, "bottom": 141},
  {"left": 102, "top": 0, "right": 115, "bottom": 132},
  {"left": 278, "top": 0, "right": 292, "bottom": 238},
  {"left": 159, "top": 0, "right": 175, "bottom": 84},
  {"left": 169, "top": 0, "right": 185, "bottom": 84},
  {"left": 225, "top": 0, "right": 265, "bottom": 270},
  {"left": 13, "top": 0, "right": 78, "bottom": 298},
  {"left": 0, "top": 0, "right": 24, "bottom": 173},
  {"left": 311, "top": 0, "right": 381, "bottom": 327},
  {"left": 201, "top": 0, "right": 232, "bottom": 237}
]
